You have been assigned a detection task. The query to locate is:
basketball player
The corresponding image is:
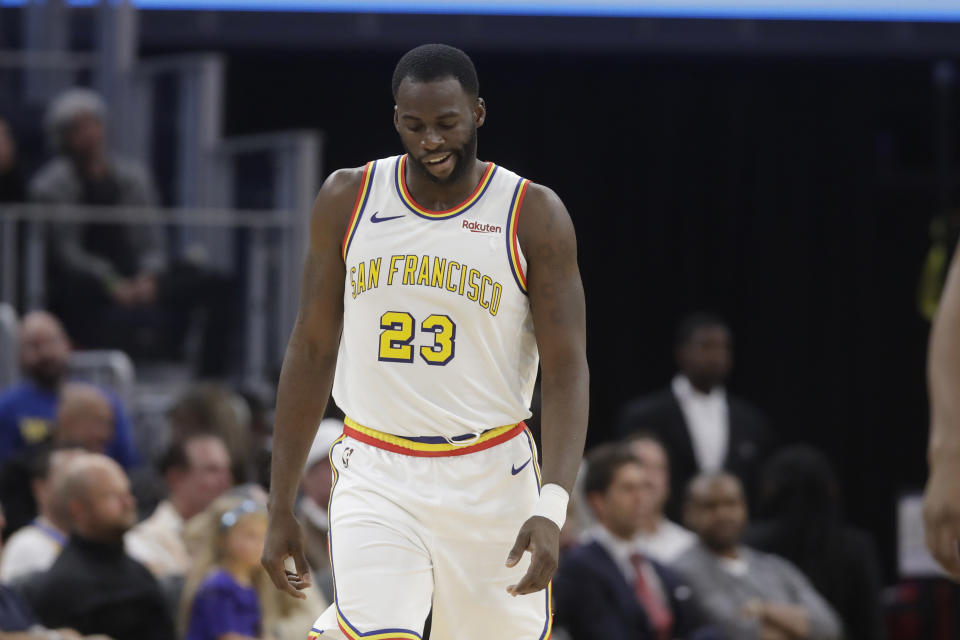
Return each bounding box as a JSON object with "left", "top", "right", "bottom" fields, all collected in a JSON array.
[
  {"left": 925, "top": 238, "right": 960, "bottom": 579},
  {"left": 261, "top": 44, "right": 589, "bottom": 640}
]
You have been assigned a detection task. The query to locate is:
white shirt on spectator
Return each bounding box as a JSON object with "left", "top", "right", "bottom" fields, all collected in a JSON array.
[
  {"left": 125, "top": 500, "right": 189, "bottom": 577},
  {"left": 0, "top": 517, "right": 65, "bottom": 582},
  {"left": 672, "top": 375, "right": 728, "bottom": 472},
  {"left": 636, "top": 518, "right": 697, "bottom": 565}
]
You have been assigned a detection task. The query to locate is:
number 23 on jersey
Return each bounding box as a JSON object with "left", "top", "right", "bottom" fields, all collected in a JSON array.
[{"left": 378, "top": 311, "right": 457, "bottom": 365}]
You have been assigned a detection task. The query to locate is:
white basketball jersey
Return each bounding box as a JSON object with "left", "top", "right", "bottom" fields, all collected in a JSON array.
[{"left": 332, "top": 154, "right": 539, "bottom": 438}]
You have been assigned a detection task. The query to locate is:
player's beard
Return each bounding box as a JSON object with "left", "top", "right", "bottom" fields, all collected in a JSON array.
[{"left": 403, "top": 126, "right": 478, "bottom": 185}]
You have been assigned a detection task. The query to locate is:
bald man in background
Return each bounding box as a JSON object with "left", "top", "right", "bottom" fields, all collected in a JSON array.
[
  {"left": 0, "top": 446, "right": 83, "bottom": 581},
  {"left": 674, "top": 474, "right": 840, "bottom": 640},
  {"left": 0, "top": 310, "right": 137, "bottom": 467},
  {"left": 26, "top": 454, "right": 174, "bottom": 640},
  {"left": 0, "top": 368, "right": 132, "bottom": 537},
  {"left": 55, "top": 384, "right": 115, "bottom": 454}
]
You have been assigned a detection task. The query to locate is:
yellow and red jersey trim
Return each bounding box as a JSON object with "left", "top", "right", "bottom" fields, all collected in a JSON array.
[
  {"left": 342, "top": 161, "right": 377, "bottom": 261},
  {"left": 394, "top": 155, "right": 497, "bottom": 220},
  {"left": 506, "top": 178, "right": 530, "bottom": 294},
  {"left": 343, "top": 416, "right": 524, "bottom": 457}
]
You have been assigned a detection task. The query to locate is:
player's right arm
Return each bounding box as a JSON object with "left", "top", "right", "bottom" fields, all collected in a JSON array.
[
  {"left": 261, "top": 167, "right": 363, "bottom": 599},
  {"left": 924, "top": 238, "right": 960, "bottom": 579}
]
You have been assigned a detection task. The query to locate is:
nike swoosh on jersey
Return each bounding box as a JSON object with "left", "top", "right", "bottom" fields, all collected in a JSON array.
[
  {"left": 511, "top": 458, "right": 532, "bottom": 475},
  {"left": 370, "top": 210, "right": 405, "bottom": 223}
]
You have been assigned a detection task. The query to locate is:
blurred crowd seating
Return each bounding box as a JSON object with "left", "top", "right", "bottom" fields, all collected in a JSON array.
[{"left": 0, "top": 300, "right": 956, "bottom": 639}]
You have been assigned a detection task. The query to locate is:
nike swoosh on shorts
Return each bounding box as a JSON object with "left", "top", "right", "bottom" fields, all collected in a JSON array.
[{"left": 511, "top": 458, "right": 532, "bottom": 475}]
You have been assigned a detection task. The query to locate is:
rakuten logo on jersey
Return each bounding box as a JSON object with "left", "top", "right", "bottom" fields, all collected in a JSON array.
[{"left": 462, "top": 220, "right": 503, "bottom": 234}]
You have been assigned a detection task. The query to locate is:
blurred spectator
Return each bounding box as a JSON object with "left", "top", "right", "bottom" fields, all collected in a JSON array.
[
  {"left": 0, "top": 117, "right": 25, "bottom": 203},
  {"left": 554, "top": 446, "right": 718, "bottom": 640},
  {"left": 626, "top": 432, "right": 696, "bottom": 564},
  {"left": 26, "top": 454, "right": 175, "bottom": 640},
  {"left": 180, "top": 494, "right": 324, "bottom": 640},
  {"left": 0, "top": 310, "right": 138, "bottom": 467},
  {"left": 747, "top": 445, "right": 884, "bottom": 640},
  {"left": 169, "top": 384, "right": 257, "bottom": 484},
  {"left": 181, "top": 498, "right": 268, "bottom": 640},
  {"left": 126, "top": 433, "right": 233, "bottom": 578},
  {"left": 55, "top": 383, "right": 115, "bottom": 454},
  {"left": 617, "top": 312, "right": 774, "bottom": 520},
  {"left": 30, "top": 88, "right": 233, "bottom": 376},
  {"left": 297, "top": 418, "right": 342, "bottom": 604},
  {"left": 0, "top": 447, "right": 83, "bottom": 582},
  {"left": 1, "top": 369, "right": 138, "bottom": 538},
  {"left": 0, "top": 311, "right": 138, "bottom": 468},
  {"left": 674, "top": 473, "right": 841, "bottom": 640}
]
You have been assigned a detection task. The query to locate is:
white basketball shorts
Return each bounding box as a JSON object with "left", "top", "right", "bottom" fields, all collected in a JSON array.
[{"left": 306, "top": 417, "right": 554, "bottom": 640}]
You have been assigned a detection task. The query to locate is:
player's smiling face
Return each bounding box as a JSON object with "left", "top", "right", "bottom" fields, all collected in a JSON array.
[{"left": 394, "top": 76, "right": 485, "bottom": 185}]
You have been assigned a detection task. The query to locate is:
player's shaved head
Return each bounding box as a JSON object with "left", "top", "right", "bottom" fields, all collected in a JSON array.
[
  {"left": 56, "top": 383, "right": 114, "bottom": 454},
  {"left": 392, "top": 44, "right": 479, "bottom": 100},
  {"left": 18, "top": 311, "right": 71, "bottom": 389},
  {"left": 684, "top": 472, "right": 747, "bottom": 556}
]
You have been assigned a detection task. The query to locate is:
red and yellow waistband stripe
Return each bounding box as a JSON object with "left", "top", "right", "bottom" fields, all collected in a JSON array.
[
  {"left": 343, "top": 416, "right": 525, "bottom": 457},
  {"left": 307, "top": 628, "right": 324, "bottom": 638},
  {"left": 506, "top": 178, "right": 530, "bottom": 294},
  {"left": 342, "top": 161, "right": 377, "bottom": 261},
  {"left": 395, "top": 154, "right": 497, "bottom": 220}
]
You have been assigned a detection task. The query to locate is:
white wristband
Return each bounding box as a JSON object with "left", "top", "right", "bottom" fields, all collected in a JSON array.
[{"left": 532, "top": 483, "right": 569, "bottom": 529}]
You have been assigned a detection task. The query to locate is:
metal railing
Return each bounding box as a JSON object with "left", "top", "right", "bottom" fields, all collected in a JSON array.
[{"left": 0, "top": 203, "right": 308, "bottom": 383}]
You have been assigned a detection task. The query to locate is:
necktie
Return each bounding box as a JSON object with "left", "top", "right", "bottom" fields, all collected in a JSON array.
[{"left": 630, "top": 552, "right": 673, "bottom": 640}]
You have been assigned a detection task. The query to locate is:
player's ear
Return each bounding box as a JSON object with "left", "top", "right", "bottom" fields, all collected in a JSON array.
[
  {"left": 393, "top": 105, "right": 400, "bottom": 132},
  {"left": 475, "top": 97, "right": 486, "bottom": 128}
]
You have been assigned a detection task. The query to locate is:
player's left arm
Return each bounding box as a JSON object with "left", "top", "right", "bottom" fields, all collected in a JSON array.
[{"left": 506, "top": 182, "right": 588, "bottom": 596}]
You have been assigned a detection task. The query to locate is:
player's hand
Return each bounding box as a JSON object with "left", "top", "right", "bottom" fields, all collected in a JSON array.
[
  {"left": 261, "top": 508, "right": 312, "bottom": 599},
  {"left": 505, "top": 515, "right": 559, "bottom": 596},
  {"left": 924, "top": 454, "right": 960, "bottom": 578}
]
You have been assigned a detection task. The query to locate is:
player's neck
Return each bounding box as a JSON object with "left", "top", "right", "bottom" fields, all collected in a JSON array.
[{"left": 405, "top": 156, "right": 485, "bottom": 211}]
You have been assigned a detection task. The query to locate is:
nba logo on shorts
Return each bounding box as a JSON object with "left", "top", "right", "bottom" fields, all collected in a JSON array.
[{"left": 341, "top": 447, "right": 355, "bottom": 468}]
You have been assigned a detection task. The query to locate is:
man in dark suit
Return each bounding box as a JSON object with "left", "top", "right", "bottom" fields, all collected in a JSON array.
[
  {"left": 617, "top": 312, "right": 773, "bottom": 520},
  {"left": 554, "top": 446, "right": 719, "bottom": 640}
]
